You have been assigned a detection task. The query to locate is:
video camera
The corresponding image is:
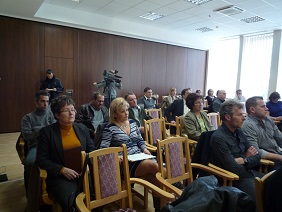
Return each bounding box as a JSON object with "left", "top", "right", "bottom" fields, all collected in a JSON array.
[{"left": 103, "top": 70, "right": 122, "bottom": 83}]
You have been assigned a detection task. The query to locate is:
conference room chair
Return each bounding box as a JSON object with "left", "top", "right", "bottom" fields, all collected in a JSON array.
[
  {"left": 207, "top": 112, "right": 221, "bottom": 130},
  {"left": 75, "top": 145, "right": 175, "bottom": 211}
]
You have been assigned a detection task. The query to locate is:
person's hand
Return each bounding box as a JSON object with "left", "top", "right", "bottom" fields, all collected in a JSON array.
[
  {"left": 118, "top": 156, "right": 123, "bottom": 164},
  {"left": 53, "top": 88, "right": 57, "bottom": 92},
  {"left": 139, "top": 126, "right": 145, "bottom": 133},
  {"left": 93, "top": 82, "right": 97, "bottom": 86},
  {"left": 235, "top": 157, "right": 244, "bottom": 165},
  {"left": 143, "top": 148, "right": 151, "bottom": 155},
  {"left": 61, "top": 167, "right": 80, "bottom": 180},
  {"left": 170, "top": 121, "right": 176, "bottom": 124},
  {"left": 245, "top": 146, "right": 258, "bottom": 157},
  {"left": 45, "top": 88, "right": 49, "bottom": 92}
]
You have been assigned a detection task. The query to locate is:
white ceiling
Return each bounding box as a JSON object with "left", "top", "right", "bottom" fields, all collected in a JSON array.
[{"left": 1, "top": 0, "right": 282, "bottom": 50}]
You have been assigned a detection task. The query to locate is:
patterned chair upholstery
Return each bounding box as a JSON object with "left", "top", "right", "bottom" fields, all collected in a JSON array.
[
  {"left": 75, "top": 144, "right": 175, "bottom": 211},
  {"left": 144, "top": 118, "right": 167, "bottom": 146}
]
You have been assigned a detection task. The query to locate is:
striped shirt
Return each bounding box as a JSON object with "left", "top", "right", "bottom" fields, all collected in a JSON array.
[{"left": 100, "top": 119, "right": 146, "bottom": 155}]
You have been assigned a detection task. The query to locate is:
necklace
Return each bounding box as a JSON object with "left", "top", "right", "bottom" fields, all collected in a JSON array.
[{"left": 119, "top": 124, "right": 129, "bottom": 129}]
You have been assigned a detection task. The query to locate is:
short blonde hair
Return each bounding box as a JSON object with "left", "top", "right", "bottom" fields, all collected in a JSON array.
[
  {"left": 110, "top": 97, "right": 129, "bottom": 124},
  {"left": 169, "top": 87, "right": 176, "bottom": 95}
]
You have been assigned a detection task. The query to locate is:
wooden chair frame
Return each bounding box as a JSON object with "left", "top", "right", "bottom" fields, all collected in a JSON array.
[
  {"left": 76, "top": 145, "right": 175, "bottom": 211},
  {"left": 207, "top": 112, "right": 221, "bottom": 129},
  {"left": 143, "top": 118, "right": 167, "bottom": 147}
]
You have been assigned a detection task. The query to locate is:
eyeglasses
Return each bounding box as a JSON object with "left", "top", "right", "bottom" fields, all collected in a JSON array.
[{"left": 60, "top": 108, "right": 76, "bottom": 113}]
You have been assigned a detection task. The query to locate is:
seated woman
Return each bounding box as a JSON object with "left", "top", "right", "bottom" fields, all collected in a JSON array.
[
  {"left": 161, "top": 87, "right": 178, "bottom": 111},
  {"left": 37, "top": 95, "right": 94, "bottom": 211},
  {"left": 205, "top": 89, "right": 216, "bottom": 106},
  {"left": 100, "top": 97, "right": 161, "bottom": 210},
  {"left": 266, "top": 91, "right": 282, "bottom": 121},
  {"left": 184, "top": 93, "right": 214, "bottom": 140}
]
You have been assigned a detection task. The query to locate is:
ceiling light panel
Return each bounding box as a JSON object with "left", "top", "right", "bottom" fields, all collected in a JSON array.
[
  {"left": 241, "top": 16, "right": 265, "bottom": 23},
  {"left": 140, "top": 12, "right": 164, "bottom": 20},
  {"left": 214, "top": 5, "right": 244, "bottom": 16},
  {"left": 184, "top": 0, "right": 213, "bottom": 5},
  {"left": 195, "top": 27, "right": 213, "bottom": 32}
]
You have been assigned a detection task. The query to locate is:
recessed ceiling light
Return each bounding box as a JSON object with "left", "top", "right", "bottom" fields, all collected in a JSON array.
[
  {"left": 241, "top": 16, "right": 265, "bottom": 23},
  {"left": 184, "top": 0, "right": 213, "bottom": 5},
  {"left": 195, "top": 27, "right": 213, "bottom": 32},
  {"left": 72, "top": 0, "right": 81, "bottom": 2},
  {"left": 140, "top": 12, "right": 164, "bottom": 21},
  {"left": 214, "top": 5, "right": 244, "bottom": 16}
]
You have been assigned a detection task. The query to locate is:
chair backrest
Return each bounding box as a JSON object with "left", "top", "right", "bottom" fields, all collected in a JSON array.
[
  {"left": 255, "top": 170, "right": 276, "bottom": 212},
  {"left": 144, "top": 118, "right": 167, "bottom": 146},
  {"left": 207, "top": 112, "right": 221, "bottom": 130},
  {"left": 81, "top": 144, "right": 132, "bottom": 210},
  {"left": 175, "top": 116, "right": 184, "bottom": 136},
  {"left": 145, "top": 108, "right": 163, "bottom": 119},
  {"left": 157, "top": 136, "right": 193, "bottom": 186},
  {"left": 15, "top": 132, "right": 27, "bottom": 164}
]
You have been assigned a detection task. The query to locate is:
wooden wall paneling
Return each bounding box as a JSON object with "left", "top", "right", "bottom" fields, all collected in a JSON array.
[
  {"left": 113, "top": 36, "right": 143, "bottom": 98},
  {"left": 0, "top": 17, "right": 41, "bottom": 132},
  {"left": 166, "top": 45, "right": 189, "bottom": 95},
  {"left": 187, "top": 49, "right": 207, "bottom": 94},
  {"left": 76, "top": 31, "right": 115, "bottom": 107},
  {"left": 142, "top": 41, "right": 167, "bottom": 100},
  {"left": 44, "top": 24, "right": 74, "bottom": 59}
]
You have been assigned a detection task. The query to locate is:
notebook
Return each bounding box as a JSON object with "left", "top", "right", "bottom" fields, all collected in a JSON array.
[{"left": 63, "top": 145, "right": 82, "bottom": 173}]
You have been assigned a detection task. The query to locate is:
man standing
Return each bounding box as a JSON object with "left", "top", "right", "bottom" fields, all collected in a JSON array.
[
  {"left": 39, "top": 69, "right": 64, "bottom": 102},
  {"left": 208, "top": 90, "right": 226, "bottom": 113},
  {"left": 242, "top": 96, "right": 282, "bottom": 170},
  {"left": 210, "top": 99, "right": 263, "bottom": 204},
  {"left": 164, "top": 88, "right": 190, "bottom": 134},
  {"left": 76, "top": 92, "right": 109, "bottom": 139},
  {"left": 21, "top": 91, "right": 56, "bottom": 191},
  {"left": 137, "top": 87, "right": 158, "bottom": 109},
  {"left": 125, "top": 93, "right": 151, "bottom": 134}
]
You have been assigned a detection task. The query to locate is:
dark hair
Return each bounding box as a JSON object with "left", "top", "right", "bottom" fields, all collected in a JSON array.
[
  {"left": 35, "top": 90, "right": 50, "bottom": 101},
  {"left": 236, "top": 89, "right": 242, "bottom": 94},
  {"left": 124, "top": 92, "right": 135, "bottom": 100},
  {"left": 91, "top": 91, "right": 104, "bottom": 100},
  {"left": 144, "top": 87, "right": 152, "bottom": 92},
  {"left": 181, "top": 88, "right": 189, "bottom": 96},
  {"left": 51, "top": 95, "right": 75, "bottom": 117},
  {"left": 46, "top": 69, "right": 53, "bottom": 74},
  {"left": 220, "top": 99, "right": 243, "bottom": 121},
  {"left": 245, "top": 96, "right": 263, "bottom": 114},
  {"left": 207, "top": 89, "right": 213, "bottom": 95},
  {"left": 269, "top": 92, "right": 280, "bottom": 101},
  {"left": 186, "top": 93, "right": 202, "bottom": 110}
]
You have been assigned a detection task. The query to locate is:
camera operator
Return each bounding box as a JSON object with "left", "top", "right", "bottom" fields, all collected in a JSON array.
[{"left": 93, "top": 70, "right": 122, "bottom": 108}]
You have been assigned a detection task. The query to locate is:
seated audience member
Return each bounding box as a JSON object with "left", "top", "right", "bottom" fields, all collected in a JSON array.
[
  {"left": 211, "top": 99, "right": 263, "bottom": 204},
  {"left": 125, "top": 92, "right": 151, "bottom": 134},
  {"left": 234, "top": 89, "right": 246, "bottom": 102},
  {"left": 39, "top": 69, "right": 64, "bottom": 102},
  {"left": 75, "top": 92, "right": 109, "bottom": 139},
  {"left": 37, "top": 95, "right": 94, "bottom": 211},
  {"left": 266, "top": 91, "right": 282, "bottom": 121},
  {"left": 242, "top": 96, "right": 282, "bottom": 170},
  {"left": 137, "top": 87, "right": 158, "bottom": 109},
  {"left": 208, "top": 90, "right": 226, "bottom": 113},
  {"left": 195, "top": 89, "right": 202, "bottom": 95},
  {"left": 205, "top": 89, "right": 216, "bottom": 106},
  {"left": 100, "top": 97, "right": 162, "bottom": 211},
  {"left": 21, "top": 91, "right": 56, "bottom": 192},
  {"left": 161, "top": 87, "right": 178, "bottom": 111},
  {"left": 164, "top": 88, "right": 190, "bottom": 135},
  {"left": 184, "top": 93, "right": 214, "bottom": 140}
]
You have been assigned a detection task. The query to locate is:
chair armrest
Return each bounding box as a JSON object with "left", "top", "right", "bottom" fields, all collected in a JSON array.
[
  {"left": 207, "top": 163, "right": 239, "bottom": 179},
  {"left": 187, "top": 139, "right": 198, "bottom": 145},
  {"left": 145, "top": 143, "right": 157, "bottom": 152},
  {"left": 40, "top": 169, "right": 55, "bottom": 205},
  {"left": 155, "top": 173, "right": 182, "bottom": 197},
  {"left": 75, "top": 192, "right": 89, "bottom": 212},
  {"left": 260, "top": 159, "right": 274, "bottom": 165},
  {"left": 130, "top": 177, "right": 176, "bottom": 200}
]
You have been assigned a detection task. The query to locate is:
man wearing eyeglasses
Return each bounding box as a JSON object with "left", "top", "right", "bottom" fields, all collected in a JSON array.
[
  {"left": 21, "top": 90, "right": 56, "bottom": 193},
  {"left": 76, "top": 92, "right": 109, "bottom": 139}
]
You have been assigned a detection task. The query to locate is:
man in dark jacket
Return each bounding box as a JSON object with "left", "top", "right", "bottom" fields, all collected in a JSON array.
[
  {"left": 76, "top": 92, "right": 109, "bottom": 139},
  {"left": 39, "top": 69, "right": 64, "bottom": 101},
  {"left": 210, "top": 99, "right": 263, "bottom": 204},
  {"left": 164, "top": 88, "right": 190, "bottom": 134},
  {"left": 125, "top": 92, "right": 151, "bottom": 134}
]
